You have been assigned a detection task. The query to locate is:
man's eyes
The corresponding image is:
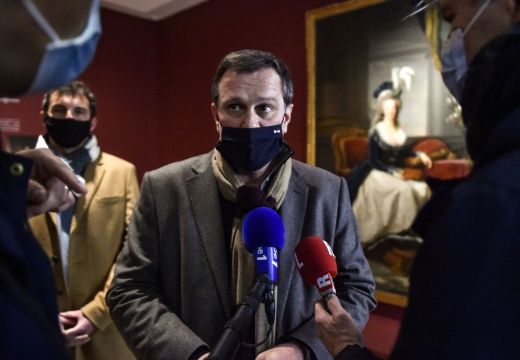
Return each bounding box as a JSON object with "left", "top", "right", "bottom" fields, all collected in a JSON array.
[
  {"left": 227, "top": 104, "right": 244, "bottom": 112},
  {"left": 50, "top": 106, "right": 87, "bottom": 117},
  {"left": 256, "top": 104, "right": 273, "bottom": 114},
  {"left": 224, "top": 103, "right": 277, "bottom": 117},
  {"left": 51, "top": 105, "right": 66, "bottom": 114},
  {"left": 74, "top": 109, "right": 88, "bottom": 115}
]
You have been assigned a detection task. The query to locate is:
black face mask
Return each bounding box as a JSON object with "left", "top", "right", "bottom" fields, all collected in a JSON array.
[
  {"left": 44, "top": 115, "right": 91, "bottom": 148},
  {"left": 216, "top": 123, "right": 285, "bottom": 171}
]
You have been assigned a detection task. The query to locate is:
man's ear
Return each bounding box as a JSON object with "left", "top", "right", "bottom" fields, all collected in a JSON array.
[
  {"left": 211, "top": 102, "right": 221, "bottom": 134},
  {"left": 40, "top": 110, "right": 47, "bottom": 130},
  {"left": 90, "top": 117, "right": 98, "bottom": 132},
  {"left": 282, "top": 103, "right": 294, "bottom": 135}
]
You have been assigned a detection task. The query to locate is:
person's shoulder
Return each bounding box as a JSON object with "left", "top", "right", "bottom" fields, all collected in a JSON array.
[
  {"left": 468, "top": 148, "right": 520, "bottom": 195},
  {"left": 292, "top": 159, "right": 343, "bottom": 186},
  {"left": 98, "top": 152, "right": 136, "bottom": 170},
  {"left": 369, "top": 126, "right": 382, "bottom": 142},
  {"left": 292, "top": 159, "right": 336, "bottom": 176},
  {"left": 373, "top": 122, "right": 384, "bottom": 131},
  {"left": 443, "top": 152, "right": 520, "bottom": 224},
  {"left": 372, "top": 123, "right": 385, "bottom": 136},
  {"left": 146, "top": 152, "right": 212, "bottom": 181}
]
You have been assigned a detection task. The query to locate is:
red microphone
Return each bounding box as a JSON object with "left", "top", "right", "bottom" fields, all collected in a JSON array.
[{"left": 294, "top": 236, "right": 337, "bottom": 297}]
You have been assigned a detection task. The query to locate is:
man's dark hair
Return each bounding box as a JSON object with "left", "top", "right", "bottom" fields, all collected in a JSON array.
[
  {"left": 41, "top": 80, "right": 97, "bottom": 118},
  {"left": 211, "top": 49, "right": 294, "bottom": 106}
]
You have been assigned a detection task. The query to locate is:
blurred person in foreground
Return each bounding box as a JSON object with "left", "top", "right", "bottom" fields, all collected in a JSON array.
[{"left": 0, "top": 0, "right": 101, "bottom": 358}]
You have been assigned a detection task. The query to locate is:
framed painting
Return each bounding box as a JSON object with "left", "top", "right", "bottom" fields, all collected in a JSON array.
[{"left": 306, "top": 0, "right": 464, "bottom": 306}]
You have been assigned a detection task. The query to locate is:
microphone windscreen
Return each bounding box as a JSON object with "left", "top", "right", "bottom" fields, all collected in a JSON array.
[
  {"left": 242, "top": 207, "right": 285, "bottom": 253},
  {"left": 295, "top": 236, "right": 337, "bottom": 286}
]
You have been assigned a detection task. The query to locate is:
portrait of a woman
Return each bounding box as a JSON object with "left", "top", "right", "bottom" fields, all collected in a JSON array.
[{"left": 351, "top": 81, "right": 432, "bottom": 244}]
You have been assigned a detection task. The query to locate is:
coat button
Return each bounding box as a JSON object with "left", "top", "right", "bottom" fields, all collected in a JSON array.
[
  {"left": 9, "top": 162, "right": 24, "bottom": 176},
  {"left": 57, "top": 289, "right": 64, "bottom": 295},
  {"left": 51, "top": 255, "right": 60, "bottom": 263}
]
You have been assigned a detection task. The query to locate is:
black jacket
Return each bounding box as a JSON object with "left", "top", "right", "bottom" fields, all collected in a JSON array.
[{"left": 0, "top": 152, "right": 68, "bottom": 359}]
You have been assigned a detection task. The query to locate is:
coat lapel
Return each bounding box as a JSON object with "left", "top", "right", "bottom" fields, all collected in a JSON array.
[
  {"left": 186, "top": 155, "right": 232, "bottom": 318},
  {"left": 278, "top": 169, "right": 308, "bottom": 329},
  {"left": 71, "top": 155, "right": 105, "bottom": 233}
]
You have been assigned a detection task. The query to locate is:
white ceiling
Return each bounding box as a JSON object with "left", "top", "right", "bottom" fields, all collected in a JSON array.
[{"left": 101, "top": 0, "right": 210, "bottom": 21}]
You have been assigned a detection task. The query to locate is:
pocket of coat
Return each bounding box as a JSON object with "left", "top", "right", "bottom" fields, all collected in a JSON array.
[{"left": 95, "top": 196, "right": 124, "bottom": 204}]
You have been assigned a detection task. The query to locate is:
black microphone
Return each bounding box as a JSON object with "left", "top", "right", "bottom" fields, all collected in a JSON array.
[{"left": 208, "top": 276, "right": 269, "bottom": 360}]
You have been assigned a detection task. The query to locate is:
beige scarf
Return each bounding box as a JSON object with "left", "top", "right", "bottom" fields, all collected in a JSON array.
[{"left": 211, "top": 149, "right": 292, "bottom": 350}]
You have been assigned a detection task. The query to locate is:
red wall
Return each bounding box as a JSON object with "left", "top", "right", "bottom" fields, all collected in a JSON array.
[
  {"left": 155, "top": 0, "right": 339, "bottom": 166},
  {"left": 83, "top": 10, "right": 160, "bottom": 176}
]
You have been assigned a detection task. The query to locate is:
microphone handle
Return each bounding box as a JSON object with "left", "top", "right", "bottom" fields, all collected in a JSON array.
[
  {"left": 316, "top": 272, "right": 336, "bottom": 298},
  {"left": 263, "top": 281, "right": 275, "bottom": 325},
  {"left": 208, "top": 275, "right": 269, "bottom": 360}
]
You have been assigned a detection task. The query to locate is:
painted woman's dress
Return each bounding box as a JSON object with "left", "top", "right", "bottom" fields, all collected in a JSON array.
[{"left": 353, "top": 122, "right": 431, "bottom": 244}]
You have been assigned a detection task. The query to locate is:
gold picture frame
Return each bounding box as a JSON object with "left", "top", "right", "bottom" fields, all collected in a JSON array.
[{"left": 305, "top": 0, "right": 386, "bottom": 166}]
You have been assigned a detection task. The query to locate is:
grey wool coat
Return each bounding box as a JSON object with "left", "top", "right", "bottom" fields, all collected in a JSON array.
[{"left": 107, "top": 151, "right": 376, "bottom": 360}]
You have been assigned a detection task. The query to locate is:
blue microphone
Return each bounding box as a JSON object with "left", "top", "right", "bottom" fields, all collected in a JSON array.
[{"left": 242, "top": 207, "right": 285, "bottom": 283}]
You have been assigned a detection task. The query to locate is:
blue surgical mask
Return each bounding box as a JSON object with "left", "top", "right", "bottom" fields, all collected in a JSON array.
[
  {"left": 441, "top": 0, "right": 492, "bottom": 102},
  {"left": 441, "top": 29, "right": 467, "bottom": 102},
  {"left": 21, "top": 0, "right": 102, "bottom": 95}
]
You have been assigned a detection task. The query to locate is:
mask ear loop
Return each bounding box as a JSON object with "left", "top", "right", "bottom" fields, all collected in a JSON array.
[
  {"left": 20, "top": 0, "right": 61, "bottom": 41},
  {"left": 464, "top": 0, "right": 493, "bottom": 35},
  {"left": 280, "top": 107, "right": 288, "bottom": 128},
  {"left": 401, "top": 0, "right": 439, "bottom": 22}
]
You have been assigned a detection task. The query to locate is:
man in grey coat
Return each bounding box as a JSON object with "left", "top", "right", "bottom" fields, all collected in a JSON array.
[{"left": 107, "top": 49, "right": 376, "bottom": 360}]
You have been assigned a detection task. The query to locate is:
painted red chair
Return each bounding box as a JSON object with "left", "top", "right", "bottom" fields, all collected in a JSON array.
[
  {"left": 331, "top": 127, "right": 367, "bottom": 176},
  {"left": 339, "top": 136, "right": 369, "bottom": 173}
]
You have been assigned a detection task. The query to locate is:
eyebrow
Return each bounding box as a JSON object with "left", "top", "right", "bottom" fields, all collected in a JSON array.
[
  {"left": 50, "top": 104, "right": 89, "bottom": 115},
  {"left": 221, "top": 96, "right": 278, "bottom": 104},
  {"left": 255, "top": 97, "right": 278, "bottom": 103}
]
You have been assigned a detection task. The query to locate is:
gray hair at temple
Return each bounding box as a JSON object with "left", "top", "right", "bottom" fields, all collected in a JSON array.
[
  {"left": 211, "top": 49, "right": 294, "bottom": 107},
  {"left": 402, "top": 0, "right": 439, "bottom": 21}
]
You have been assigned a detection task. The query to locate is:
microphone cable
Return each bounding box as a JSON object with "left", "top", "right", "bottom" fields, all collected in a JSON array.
[{"left": 241, "top": 323, "right": 273, "bottom": 348}]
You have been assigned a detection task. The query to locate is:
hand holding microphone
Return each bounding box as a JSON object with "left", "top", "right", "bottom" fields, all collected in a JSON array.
[
  {"left": 314, "top": 295, "right": 366, "bottom": 358},
  {"left": 295, "top": 236, "right": 368, "bottom": 358}
]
